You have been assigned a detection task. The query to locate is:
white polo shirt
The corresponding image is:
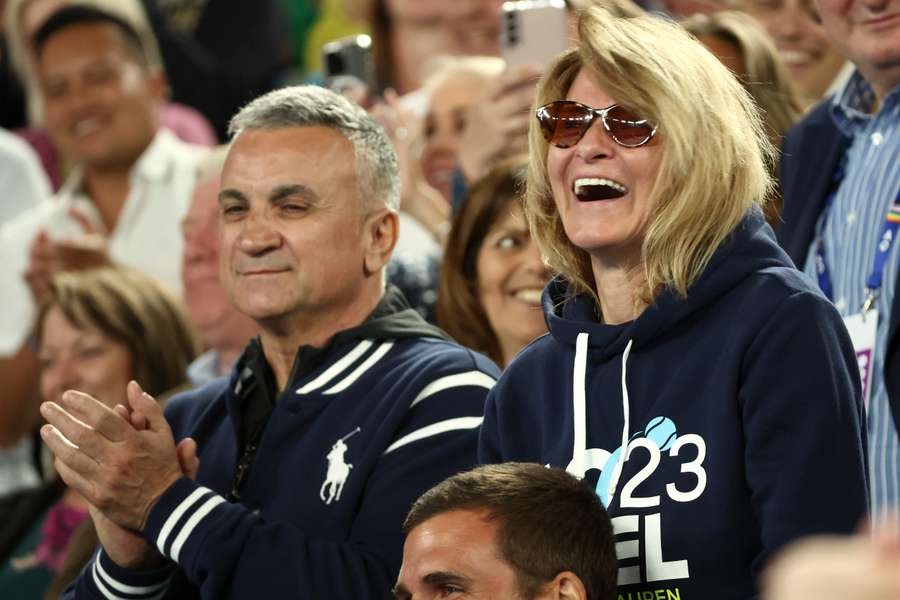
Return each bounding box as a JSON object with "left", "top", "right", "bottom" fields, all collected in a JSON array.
[
  {"left": 0, "top": 129, "right": 206, "bottom": 355},
  {"left": 0, "top": 129, "right": 52, "bottom": 225}
]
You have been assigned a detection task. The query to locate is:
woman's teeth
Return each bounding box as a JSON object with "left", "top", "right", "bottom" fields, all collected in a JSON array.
[
  {"left": 574, "top": 178, "right": 628, "bottom": 201},
  {"left": 513, "top": 289, "right": 543, "bottom": 304}
]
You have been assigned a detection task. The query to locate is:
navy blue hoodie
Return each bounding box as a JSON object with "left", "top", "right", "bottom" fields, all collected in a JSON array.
[{"left": 479, "top": 209, "right": 868, "bottom": 599}]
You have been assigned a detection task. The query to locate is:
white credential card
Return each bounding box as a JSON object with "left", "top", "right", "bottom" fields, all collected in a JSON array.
[{"left": 842, "top": 309, "right": 878, "bottom": 412}]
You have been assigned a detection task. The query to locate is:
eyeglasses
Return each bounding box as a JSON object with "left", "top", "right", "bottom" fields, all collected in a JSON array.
[{"left": 536, "top": 100, "right": 657, "bottom": 149}]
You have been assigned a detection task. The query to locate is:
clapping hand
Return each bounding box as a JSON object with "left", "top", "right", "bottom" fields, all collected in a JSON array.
[
  {"left": 24, "top": 207, "right": 111, "bottom": 304},
  {"left": 41, "top": 381, "right": 199, "bottom": 568}
]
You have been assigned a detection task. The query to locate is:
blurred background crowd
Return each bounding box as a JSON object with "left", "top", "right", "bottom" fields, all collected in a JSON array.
[{"left": 0, "top": 0, "right": 895, "bottom": 598}]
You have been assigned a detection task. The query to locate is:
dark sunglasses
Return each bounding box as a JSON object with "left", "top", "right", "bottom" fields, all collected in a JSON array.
[{"left": 536, "top": 100, "right": 657, "bottom": 149}]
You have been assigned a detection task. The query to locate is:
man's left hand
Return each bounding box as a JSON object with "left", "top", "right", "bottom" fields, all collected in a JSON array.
[{"left": 40, "top": 380, "right": 183, "bottom": 532}]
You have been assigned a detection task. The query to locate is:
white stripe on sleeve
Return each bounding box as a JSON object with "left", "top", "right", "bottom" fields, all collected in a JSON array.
[
  {"left": 156, "top": 487, "right": 213, "bottom": 554},
  {"left": 94, "top": 554, "right": 170, "bottom": 596},
  {"left": 169, "top": 494, "right": 226, "bottom": 563},
  {"left": 296, "top": 339, "right": 374, "bottom": 394},
  {"left": 383, "top": 416, "right": 483, "bottom": 455},
  {"left": 92, "top": 560, "right": 168, "bottom": 600},
  {"left": 323, "top": 342, "right": 394, "bottom": 394},
  {"left": 408, "top": 371, "right": 496, "bottom": 408}
]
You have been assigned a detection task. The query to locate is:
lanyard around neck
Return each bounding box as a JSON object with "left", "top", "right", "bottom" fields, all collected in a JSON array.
[{"left": 814, "top": 153, "right": 900, "bottom": 312}]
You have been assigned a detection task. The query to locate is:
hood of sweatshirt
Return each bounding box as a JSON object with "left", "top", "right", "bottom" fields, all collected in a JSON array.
[
  {"left": 479, "top": 207, "right": 868, "bottom": 597},
  {"left": 542, "top": 207, "right": 795, "bottom": 503},
  {"left": 544, "top": 207, "right": 793, "bottom": 357}
]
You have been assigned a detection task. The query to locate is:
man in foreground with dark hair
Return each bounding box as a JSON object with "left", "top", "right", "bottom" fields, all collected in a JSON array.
[{"left": 395, "top": 463, "right": 617, "bottom": 600}]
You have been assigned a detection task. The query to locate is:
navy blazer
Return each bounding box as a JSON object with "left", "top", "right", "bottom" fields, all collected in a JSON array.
[{"left": 777, "top": 99, "right": 900, "bottom": 434}]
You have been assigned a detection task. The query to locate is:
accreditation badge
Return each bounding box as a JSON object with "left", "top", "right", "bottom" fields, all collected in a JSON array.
[{"left": 842, "top": 309, "right": 878, "bottom": 412}]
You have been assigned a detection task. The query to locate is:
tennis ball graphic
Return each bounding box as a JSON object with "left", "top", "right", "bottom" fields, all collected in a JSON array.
[{"left": 595, "top": 416, "right": 678, "bottom": 507}]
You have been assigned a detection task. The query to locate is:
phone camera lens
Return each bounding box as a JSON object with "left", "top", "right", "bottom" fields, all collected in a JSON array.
[{"left": 326, "top": 53, "right": 345, "bottom": 75}]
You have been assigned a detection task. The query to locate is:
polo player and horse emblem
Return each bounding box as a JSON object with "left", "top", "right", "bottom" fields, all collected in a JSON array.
[{"left": 320, "top": 427, "right": 360, "bottom": 505}]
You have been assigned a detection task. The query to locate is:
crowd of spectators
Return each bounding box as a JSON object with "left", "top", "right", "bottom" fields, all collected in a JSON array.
[{"left": 1, "top": 0, "right": 898, "bottom": 598}]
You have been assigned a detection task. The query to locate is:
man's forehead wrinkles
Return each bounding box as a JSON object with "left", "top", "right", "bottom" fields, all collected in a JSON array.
[
  {"left": 218, "top": 188, "right": 247, "bottom": 204},
  {"left": 270, "top": 183, "right": 319, "bottom": 201},
  {"left": 216, "top": 182, "right": 341, "bottom": 212}
]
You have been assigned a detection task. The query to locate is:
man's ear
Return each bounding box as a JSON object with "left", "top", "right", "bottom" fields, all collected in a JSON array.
[
  {"left": 534, "top": 571, "right": 589, "bottom": 600},
  {"left": 147, "top": 67, "right": 168, "bottom": 103},
  {"left": 363, "top": 209, "right": 398, "bottom": 276}
]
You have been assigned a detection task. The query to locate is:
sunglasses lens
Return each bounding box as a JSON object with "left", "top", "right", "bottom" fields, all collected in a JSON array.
[
  {"left": 538, "top": 101, "right": 592, "bottom": 148},
  {"left": 605, "top": 105, "right": 655, "bottom": 147}
]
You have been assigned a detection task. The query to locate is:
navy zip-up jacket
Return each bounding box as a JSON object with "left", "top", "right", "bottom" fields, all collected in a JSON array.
[
  {"left": 479, "top": 209, "right": 869, "bottom": 598},
  {"left": 65, "top": 288, "right": 499, "bottom": 599}
]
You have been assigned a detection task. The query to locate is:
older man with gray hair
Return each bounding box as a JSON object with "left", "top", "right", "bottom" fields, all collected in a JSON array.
[{"left": 42, "top": 85, "right": 499, "bottom": 599}]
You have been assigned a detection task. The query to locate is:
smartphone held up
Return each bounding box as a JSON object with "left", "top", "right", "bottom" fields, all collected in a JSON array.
[
  {"left": 322, "top": 34, "right": 377, "bottom": 106},
  {"left": 501, "top": 0, "right": 569, "bottom": 68}
]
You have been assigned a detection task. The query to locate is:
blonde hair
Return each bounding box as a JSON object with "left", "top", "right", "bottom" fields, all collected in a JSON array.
[
  {"left": 525, "top": 7, "right": 775, "bottom": 304},
  {"left": 682, "top": 10, "right": 802, "bottom": 225},
  {"left": 681, "top": 11, "right": 801, "bottom": 150},
  {"left": 569, "top": 0, "right": 645, "bottom": 18}
]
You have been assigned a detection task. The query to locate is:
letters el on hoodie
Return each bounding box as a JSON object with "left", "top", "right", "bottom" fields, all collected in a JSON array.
[{"left": 479, "top": 209, "right": 869, "bottom": 598}]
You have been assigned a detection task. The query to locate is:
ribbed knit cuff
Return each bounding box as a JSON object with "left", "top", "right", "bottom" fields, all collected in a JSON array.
[
  {"left": 88, "top": 549, "right": 174, "bottom": 599},
  {"left": 143, "top": 477, "right": 226, "bottom": 565}
]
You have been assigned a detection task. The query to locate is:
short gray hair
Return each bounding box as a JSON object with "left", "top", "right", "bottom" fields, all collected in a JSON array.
[{"left": 228, "top": 85, "right": 400, "bottom": 211}]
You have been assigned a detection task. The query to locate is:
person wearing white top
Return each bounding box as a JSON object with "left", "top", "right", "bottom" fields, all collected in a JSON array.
[
  {"left": 0, "top": 128, "right": 204, "bottom": 355},
  {"left": 0, "top": 5, "right": 207, "bottom": 357},
  {"left": 0, "top": 128, "right": 51, "bottom": 225},
  {"left": 0, "top": 6, "right": 205, "bottom": 460}
]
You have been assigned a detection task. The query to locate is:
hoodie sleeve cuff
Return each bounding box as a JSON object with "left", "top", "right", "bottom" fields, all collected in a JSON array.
[
  {"left": 144, "top": 477, "right": 227, "bottom": 565},
  {"left": 89, "top": 549, "right": 174, "bottom": 599}
]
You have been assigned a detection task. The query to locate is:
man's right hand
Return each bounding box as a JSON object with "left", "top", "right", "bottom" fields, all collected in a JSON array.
[
  {"left": 24, "top": 226, "right": 111, "bottom": 305},
  {"left": 94, "top": 404, "right": 200, "bottom": 569},
  {"left": 25, "top": 231, "right": 61, "bottom": 305}
]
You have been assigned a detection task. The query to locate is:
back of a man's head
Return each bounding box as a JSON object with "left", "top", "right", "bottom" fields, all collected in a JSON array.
[
  {"left": 228, "top": 85, "right": 400, "bottom": 213},
  {"left": 401, "top": 463, "right": 617, "bottom": 600}
]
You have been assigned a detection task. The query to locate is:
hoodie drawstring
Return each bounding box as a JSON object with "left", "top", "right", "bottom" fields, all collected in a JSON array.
[
  {"left": 568, "top": 333, "right": 634, "bottom": 507},
  {"left": 607, "top": 338, "right": 633, "bottom": 504},
  {"left": 567, "top": 333, "right": 590, "bottom": 478}
]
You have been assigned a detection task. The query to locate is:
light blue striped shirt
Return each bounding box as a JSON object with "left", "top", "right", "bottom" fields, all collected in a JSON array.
[{"left": 803, "top": 72, "right": 900, "bottom": 516}]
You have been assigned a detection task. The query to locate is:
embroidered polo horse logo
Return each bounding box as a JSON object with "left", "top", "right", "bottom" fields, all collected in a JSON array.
[{"left": 320, "top": 427, "right": 360, "bottom": 505}]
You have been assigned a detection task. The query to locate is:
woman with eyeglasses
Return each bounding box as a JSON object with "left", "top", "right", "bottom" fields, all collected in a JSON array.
[{"left": 478, "top": 7, "right": 867, "bottom": 597}]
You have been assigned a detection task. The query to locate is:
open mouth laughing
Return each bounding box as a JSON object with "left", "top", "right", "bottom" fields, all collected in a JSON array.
[
  {"left": 573, "top": 177, "right": 629, "bottom": 201},
  {"left": 511, "top": 288, "right": 543, "bottom": 306}
]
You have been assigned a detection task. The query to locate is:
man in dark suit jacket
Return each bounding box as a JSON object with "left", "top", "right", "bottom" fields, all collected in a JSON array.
[{"left": 777, "top": 0, "right": 900, "bottom": 512}]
